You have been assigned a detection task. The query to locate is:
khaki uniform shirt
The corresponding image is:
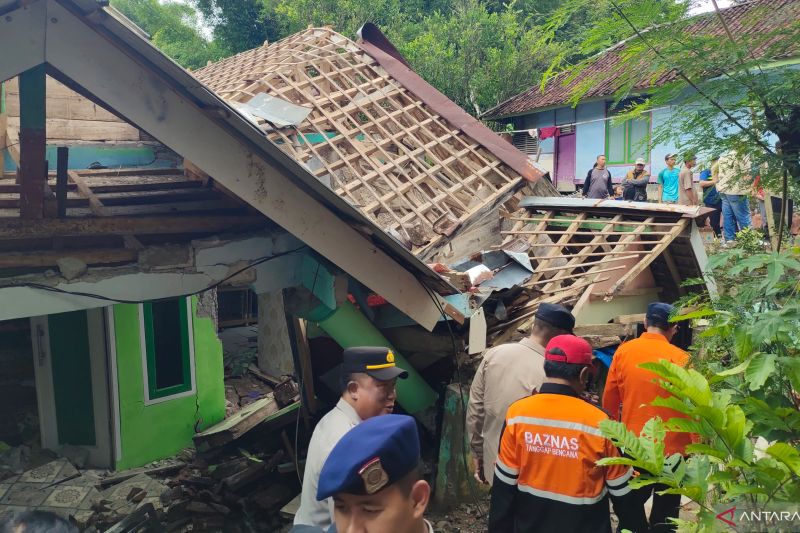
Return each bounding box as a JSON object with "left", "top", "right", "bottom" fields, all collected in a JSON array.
[
  {"left": 466, "top": 337, "right": 547, "bottom": 484},
  {"left": 294, "top": 398, "right": 361, "bottom": 528},
  {"left": 678, "top": 167, "right": 696, "bottom": 205}
]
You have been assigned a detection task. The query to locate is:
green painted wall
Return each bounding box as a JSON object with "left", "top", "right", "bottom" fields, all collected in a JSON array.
[{"left": 113, "top": 297, "right": 225, "bottom": 470}]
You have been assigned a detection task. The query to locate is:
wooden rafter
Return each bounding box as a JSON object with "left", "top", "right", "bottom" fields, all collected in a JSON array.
[
  {"left": 502, "top": 208, "right": 690, "bottom": 303},
  {"left": 0, "top": 215, "right": 265, "bottom": 239},
  {"left": 194, "top": 27, "right": 533, "bottom": 256}
]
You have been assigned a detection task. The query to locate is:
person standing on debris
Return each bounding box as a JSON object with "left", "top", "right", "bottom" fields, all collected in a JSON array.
[
  {"left": 699, "top": 156, "right": 722, "bottom": 238},
  {"left": 678, "top": 153, "right": 699, "bottom": 206},
  {"left": 307, "top": 414, "right": 433, "bottom": 533},
  {"left": 622, "top": 158, "right": 650, "bottom": 202},
  {"left": 466, "top": 303, "right": 575, "bottom": 486},
  {"left": 582, "top": 155, "right": 615, "bottom": 199},
  {"left": 657, "top": 153, "right": 680, "bottom": 203},
  {"left": 602, "top": 302, "right": 696, "bottom": 533},
  {"left": 716, "top": 149, "right": 753, "bottom": 242},
  {"left": 488, "top": 335, "right": 647, "bottom": 533},
  {"left": 294, "top": 347, "right": 408, "bottom": 529}
]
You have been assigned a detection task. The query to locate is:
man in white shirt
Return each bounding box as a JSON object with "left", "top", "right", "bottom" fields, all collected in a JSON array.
[{"left": 294, "top": 346, "right": 408, "bottom": 529}]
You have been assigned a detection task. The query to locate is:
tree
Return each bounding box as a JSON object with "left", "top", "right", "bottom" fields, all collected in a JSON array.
[
  {"left": 391, "top": 0, "right": 559, "bottom": 116},
  {"left": 111, "top": 0, "right": 223, "bottom": 70},
  {"left": 539, "top": 0, "right": 800, "bottom": 213},
  {"left": 193, "top": 0, "right": 283, "bottom": 55}
]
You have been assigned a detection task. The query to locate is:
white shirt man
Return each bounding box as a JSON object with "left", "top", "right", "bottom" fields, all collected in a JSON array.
[{"left": 294, "top": 346, "right": 408, "bottom": 529}]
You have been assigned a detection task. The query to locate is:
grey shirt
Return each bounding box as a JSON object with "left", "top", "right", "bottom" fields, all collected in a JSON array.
[
  {"left": 294, "top": 398, "right": 362, "bottom": 528},
  {"left": 586, "top": 168, "right": 613, "bottom": 199}
]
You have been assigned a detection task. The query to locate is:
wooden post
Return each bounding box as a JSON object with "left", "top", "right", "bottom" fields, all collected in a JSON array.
[
  {"left": 56, "top": 146, "right": 68, "bottom": 218},
  {"left": 764, "top": 194, "right": 779, "bottom": 251},
  {"left": 18, "top": 65, "right": 46, "bottom": 219}
]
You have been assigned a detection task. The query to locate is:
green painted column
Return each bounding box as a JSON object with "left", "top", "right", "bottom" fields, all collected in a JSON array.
[{"left": 309, "top": 300, "right": 438, "bottom": 414}]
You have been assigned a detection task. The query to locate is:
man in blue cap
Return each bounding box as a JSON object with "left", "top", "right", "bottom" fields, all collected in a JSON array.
[
  {"left": 315, "top": 414, "right": 432, "bottom": 533},
  {"left": 467, "top": 302, "right": 575, "bottom": 485},
  {"left": 294, "top": 347, "right": 408, "bottom": 529}
]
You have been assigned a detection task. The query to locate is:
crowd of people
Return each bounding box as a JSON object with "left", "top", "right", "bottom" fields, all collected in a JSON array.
[
  {"left": 467, "top": 302, "right": 693, "bottom": 533},
  {"left": 277, "top": 301, "right": 693, "bottom": 532},
  {"left": 581, "top": 148, "right": 795, "bottom": 244}
]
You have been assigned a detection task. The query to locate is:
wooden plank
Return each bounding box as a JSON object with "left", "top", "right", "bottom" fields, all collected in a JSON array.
[
  {"left": 193, "top": 395, "right": 279, "bottom": 452},
  {"left": 0, "top": 215, "right": 265, "bottom": 239},
  {"left": 292, "top": 318, "right": 317, "bottom": 414},
  {"left": 7, "top": 116, "right": 140, "bottom": 142},
  {"left": 589, "top": 287, "right": 661, "bottom": 300},
  {"left": 661, "top": 249, "right": 687, "bottom": 297},
  {"left": 0, "top": 248, "right": 138, "bottom": 269},
  {"left": 6, "top": 92, "right": 124, "bottom": 123},
  {"left": 604, "top": 219, "right": 689, "bottom": 298},
  {"left": 573, "top": 323, "right": 629, "bottom": 337},
  {"left": 56, "top": 147, "right": 69, "bottom": 218},
  {"left": 279, "top": 494, "right": 302, "bottom": 520},
  {"left": 613, "top": 313, "right": 647, "bottom": 325}
]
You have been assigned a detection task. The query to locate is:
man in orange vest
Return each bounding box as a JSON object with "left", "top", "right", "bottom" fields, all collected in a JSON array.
[
  {"left": 489, "top": 335, "right": 647, "bottom": 533},
  {"left": 603, "top": 302, "right": 695, "bottom": 532}
]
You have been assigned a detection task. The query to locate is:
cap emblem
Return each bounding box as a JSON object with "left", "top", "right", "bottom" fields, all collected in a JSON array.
[
  {"left": 386, "top": 351, "right": 395, "bottom": 363},
  {"left": 359, "top": 457, "right": 389, "bottom": 494}
]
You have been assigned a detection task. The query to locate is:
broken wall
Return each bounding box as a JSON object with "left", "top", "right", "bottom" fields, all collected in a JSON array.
[{"left": 111, "top": 297, "right": 225, "bottom": 469}]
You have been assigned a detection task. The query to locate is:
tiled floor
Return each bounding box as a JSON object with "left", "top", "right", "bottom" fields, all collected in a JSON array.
[{"left": 0, "top": 459, "right": 100, "bottom": 523}]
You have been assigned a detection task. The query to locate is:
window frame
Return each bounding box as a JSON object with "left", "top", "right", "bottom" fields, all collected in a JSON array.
[
  {"left": 604, "top": 108, "right": 652, "bottom": 165},
  {"left": 138, "top": 298, "right": 196, "bottom": 405}
]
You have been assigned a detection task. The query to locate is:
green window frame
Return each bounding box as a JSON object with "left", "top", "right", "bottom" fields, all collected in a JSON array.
[
  {"left": 605, "top": 111, "right": 651, "bottom": 165},
  {"left": 141, "top": 298, "right": 193, "bottom": 401}
]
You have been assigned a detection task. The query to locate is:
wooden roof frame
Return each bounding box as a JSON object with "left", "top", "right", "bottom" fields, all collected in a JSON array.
[
  {"left": 0, "top": 0, "right": 459, "bottom": 330},
  {"left": 195, "top": 26, "right": 551, "bottom": 257}
]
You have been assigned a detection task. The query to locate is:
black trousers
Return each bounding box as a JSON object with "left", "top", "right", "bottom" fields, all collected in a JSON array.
[
  {"left": 706, "top": 201, "right": 722, "bottom": 237},
  {"left": 633, "top": 483, "right": 681, "bottom": 532}
]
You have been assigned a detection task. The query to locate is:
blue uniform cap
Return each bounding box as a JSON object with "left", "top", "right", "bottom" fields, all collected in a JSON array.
[
  {"left": 646, "top": 302, "right": 675, "bottom": 329},
  {"left": 316, "top": 414, "right": 420, "bottom": 500}
]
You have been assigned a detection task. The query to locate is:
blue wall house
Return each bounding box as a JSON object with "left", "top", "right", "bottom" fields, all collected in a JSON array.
[{"left": 483, "top": 0, "right": 800, "bottom": 193}]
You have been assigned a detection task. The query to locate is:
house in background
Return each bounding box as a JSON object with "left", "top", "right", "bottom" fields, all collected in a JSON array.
[{"left": 483, "top": 0, "right": 800, "bottom": 193}]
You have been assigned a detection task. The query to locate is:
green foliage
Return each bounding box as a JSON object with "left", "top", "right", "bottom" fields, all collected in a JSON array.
[
  {"left": 539, "top": 0, "right": 800, "bottom": 188},
  {"left": 600, "top": 245, "right": 800, "bottom": 529},
  {"left": 111, "top": 0, "right": 224, "bottom": 70}
]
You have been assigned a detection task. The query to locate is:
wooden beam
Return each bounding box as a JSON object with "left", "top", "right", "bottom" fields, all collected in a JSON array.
[
  {"left": 44, "top": 1, "right": 443, "bottom": 330},
  {"left": 0, "top": 215, "right": 265, "bottom": 239},
  {"left": 68, "top": 169, "right": 144, "bottom": 250},
  {"left": 574, "top": 323, "right": 629, "bottom": 337},
  {"left": 0, "top": 248, "right": 138, "bottom": 269},
  {"left": 18, "top": 64, "right": 46, "bottom": 219},
  {"left": 662, "top": 248, "right": 687, "bottom": 297},
  {"left": 55, "top": 146, "right": 68, "bottom": 218},
  {"left": 604, "top": 219, "right": 689, "bottom": 298},
  {"left": 613, "top": 313, "right": 647, "bottom": 325}
]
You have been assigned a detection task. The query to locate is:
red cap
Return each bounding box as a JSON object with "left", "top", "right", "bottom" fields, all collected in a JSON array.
[{"left": 545, "top": 335, "right": 594, "bottom": 368}]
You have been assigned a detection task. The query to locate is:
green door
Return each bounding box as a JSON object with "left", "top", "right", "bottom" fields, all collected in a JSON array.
[{"left": 48, "top": 311, "right": 96, "bottom": 446}]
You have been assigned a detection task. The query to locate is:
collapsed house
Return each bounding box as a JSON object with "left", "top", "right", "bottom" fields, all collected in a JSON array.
[
  {"left": 0, "top": 1, "right": 714, "bottom": 528},
  {"left": 0, "top": 2, "right": 564, "bottom": 529}
]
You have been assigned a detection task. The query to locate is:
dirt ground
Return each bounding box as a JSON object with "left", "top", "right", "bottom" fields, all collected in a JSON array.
[{"left": 427, "top": 499, "right": 489, "bottom": 533}]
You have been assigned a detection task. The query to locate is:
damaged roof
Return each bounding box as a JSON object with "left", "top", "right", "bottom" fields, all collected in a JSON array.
[
  {"left": 458, "top": 197, "right": 711, "bottom": 334},
  {"left": 195, "top": 24, "right": 552, "bottom": 257},
  {"left": 484, "top": 0, "right": 800, "bottom": 118}
]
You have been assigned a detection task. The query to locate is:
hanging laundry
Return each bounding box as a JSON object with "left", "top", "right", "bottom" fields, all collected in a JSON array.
[{"left": 538, "top": 126, "right": 561, "bottom": 140}]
